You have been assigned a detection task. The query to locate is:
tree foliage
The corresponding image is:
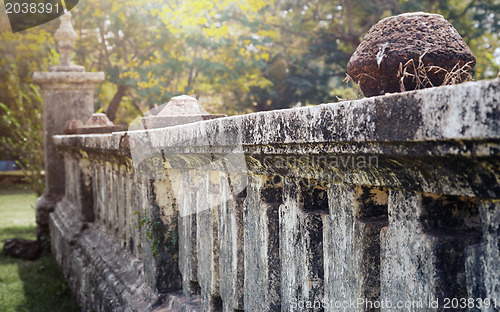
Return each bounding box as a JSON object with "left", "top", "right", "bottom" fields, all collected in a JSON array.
[
  {"left": 0, "top": 16, "right": 58, "bottom": 194},
  {"left": 68, "top": 0, "right": 499, "bottom": 120},
  {"left": 1, "top": 0, "right": 498, "bottom": 121},
  {"left": 0, "top": 83, "right": 45, "bottom": 196}
]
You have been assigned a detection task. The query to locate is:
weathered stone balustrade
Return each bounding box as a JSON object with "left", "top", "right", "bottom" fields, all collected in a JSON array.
[{"left": 50, "top": 79, "right": 499, "bottom": 311}]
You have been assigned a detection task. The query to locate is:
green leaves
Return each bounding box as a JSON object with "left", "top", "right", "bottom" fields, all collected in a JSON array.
[
  {"left": 134, "top": 211, "right": 178, "bottom": 257},
  {"left": 0, "top": 24, "right": 52, "bottom": 196},
  {"left": 0, "top": 71, "right": 44, "bottom": 196}
]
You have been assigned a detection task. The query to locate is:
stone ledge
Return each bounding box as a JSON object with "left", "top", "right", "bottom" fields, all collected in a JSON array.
[
  {"left": 54, "top": 79, "right": 499, "bottom": 153},
  {"left": 145, "top": 79, "right": 499, "bottom": 147}
]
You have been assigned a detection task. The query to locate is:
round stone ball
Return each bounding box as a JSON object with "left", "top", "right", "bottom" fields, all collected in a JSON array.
[{"left": 346, "top": 12, "right": 476, "bottom": 97}]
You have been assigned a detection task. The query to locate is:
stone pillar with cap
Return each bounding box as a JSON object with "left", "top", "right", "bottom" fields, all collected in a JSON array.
[{"left": 33, "top": 12, "right": 104, "bottom": 239}]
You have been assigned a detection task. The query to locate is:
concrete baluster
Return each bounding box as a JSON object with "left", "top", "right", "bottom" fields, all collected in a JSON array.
[
  {"left": 179, "top": 169, "right": 201, "bottom": 298},
  {"left": 324, "top": 184, "right": 388, "bottom": 312},
  {"left": 117, "top": 164, "right": 126, "bottom": 246},
  {"left": 280, "top": 177, "right": 329, "bottom": 312},
  {"left": 76, "top": 156, "right": 94, "bottom": 223},
  {"left": 131, "top": 170, "right": 143, "bottom": 258},
  {"left": 98, "top": 160, "right": 108, "bottom": 227},
  {"left": 196, "top": 170, "right": 222, "bottom": 311},
  {"left": 218, "top": 171, "right": 246, "bottom": 312},
  {"left": 244, "top": 174, "right": 282, "bottom": 311},
  {"left": 104, "top": 161, "right": 113, "bottom": 232},
  {"left": 91, "top": 160, "right": 100, "bottom": 224},
  {"left": 141, "top": 177, "right": 182, "bottom": 292},
  {"left": 381, "top": 190, "right": 481, "bottom": 311}
]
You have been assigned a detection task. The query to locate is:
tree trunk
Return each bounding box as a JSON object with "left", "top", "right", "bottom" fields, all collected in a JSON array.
[{"left": 106, "top": 85, "right": 129, "bottom": 122}]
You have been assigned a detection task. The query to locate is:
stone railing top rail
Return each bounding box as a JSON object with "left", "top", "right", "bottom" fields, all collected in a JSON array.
[{"left": 54, "top": 79, "right": 499, "bottom": 154}]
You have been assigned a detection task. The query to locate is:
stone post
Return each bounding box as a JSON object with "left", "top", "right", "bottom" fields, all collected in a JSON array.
[{"left": 33, "top": 12, "right": 104, "bottom": 239}]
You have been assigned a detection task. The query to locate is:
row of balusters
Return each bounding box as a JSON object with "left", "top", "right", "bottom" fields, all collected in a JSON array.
[{"left": 63, "top": 154, "right": 498, "bottom": 312}]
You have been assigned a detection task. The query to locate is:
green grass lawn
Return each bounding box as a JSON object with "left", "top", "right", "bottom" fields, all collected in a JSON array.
[{"left": 0, "top": 185, "right": 79, "bottom": 312}]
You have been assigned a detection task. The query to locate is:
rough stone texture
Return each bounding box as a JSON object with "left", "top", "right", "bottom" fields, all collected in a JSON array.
[
  {"left": 347, "top": 12, "right": 476, "bottom": 97},
  {"left": 2, "top": 238, "right": 41, "bottom": 260},
  {"left": 160, "top": 95, "right": 209, "bottom": 116},
  {"left": 381, "top": 191, "right": 481, "bottom": 311},
  {"left": 50, "top": 79, "right": 499, "bottom": 311}
]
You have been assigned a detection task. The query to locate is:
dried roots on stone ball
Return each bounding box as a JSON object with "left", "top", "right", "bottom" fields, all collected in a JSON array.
[
  {"left": 341, "top": 74, "right": 365, "bottom": 100},
  {"left": 397, "top": 52, "right": 474, "bottom": 92}
]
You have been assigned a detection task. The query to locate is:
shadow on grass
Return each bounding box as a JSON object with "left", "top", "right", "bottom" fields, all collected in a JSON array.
[
  {"left": 0, "top": 225, "right": 80, "bottom": 312},
  {"left": 0, "top": 184, "right": 33, "bottom": 196},
  {"left": 16, "top": 254, "right": 80, "bottom": 312},
  {"left": 0, "top": 226, "right": 35, "bottom": 240}
]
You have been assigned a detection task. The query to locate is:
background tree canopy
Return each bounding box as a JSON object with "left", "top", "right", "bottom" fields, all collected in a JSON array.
[
  {"left": 2, "top": 0, "right": 499, "bottom": 123},
  {"left": 77, "top": 0, "right": 500, "bottom": 122},
  {"left": 0, "top": 1, "right": 499, "bottom": 188}
]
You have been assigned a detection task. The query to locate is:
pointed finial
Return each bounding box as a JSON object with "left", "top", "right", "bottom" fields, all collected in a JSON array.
[{"left": 51, "top": 12, "right": 84, "bottom": 72}]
